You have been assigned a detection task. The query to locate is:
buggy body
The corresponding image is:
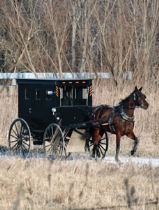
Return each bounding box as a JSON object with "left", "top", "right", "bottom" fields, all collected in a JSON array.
[{"left": 8, "top": 76, "right": 108, "bottom": 159}]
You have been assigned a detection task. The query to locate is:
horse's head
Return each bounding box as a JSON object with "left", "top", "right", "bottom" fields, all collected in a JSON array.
[{"left": 133, "top": 86, "right": 149, "bottom": 109}]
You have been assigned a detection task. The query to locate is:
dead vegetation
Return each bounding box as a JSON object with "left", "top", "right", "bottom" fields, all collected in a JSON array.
[
  {"left": 0, "top": 0, "right": 159, "bottom": 85},
  {"left": 0, "top": 157, "right": 158, "bottom": 210}
]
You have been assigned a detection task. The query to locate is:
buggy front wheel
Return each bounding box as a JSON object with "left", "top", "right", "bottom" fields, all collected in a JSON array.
[
  {"left": 8, "top": 118, "right": 31, "bottom": 155},
  {"left": 43, "top": 123, "right": 66, "bottom": 159}
]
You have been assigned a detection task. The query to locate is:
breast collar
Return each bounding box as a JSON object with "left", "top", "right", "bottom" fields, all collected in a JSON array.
[{"left": 119, "top": 107, "right": 134, "bottom": 122}]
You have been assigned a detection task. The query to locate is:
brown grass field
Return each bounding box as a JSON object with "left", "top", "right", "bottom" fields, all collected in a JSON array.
[
  {"left": 0, "top": 158, "right": 159, "bottom": 210},
  {"left": 0, "top": 81, "right": 159, "bottom": 209}
]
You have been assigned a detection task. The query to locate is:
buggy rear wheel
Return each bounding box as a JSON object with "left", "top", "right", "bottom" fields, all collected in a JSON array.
[
  {"left": 43, "top": 123, "right": 66, "bottom": 159},
  {"left": 88, "top": 131, "right": 109, "bottom": 159},
  {"left": 8, "top": 118, "right": 31, "bottom": 155}
]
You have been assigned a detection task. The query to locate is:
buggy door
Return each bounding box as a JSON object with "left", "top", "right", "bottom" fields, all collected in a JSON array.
[{"left": 18, "top": 83, "right": 57, "bottom": 131}]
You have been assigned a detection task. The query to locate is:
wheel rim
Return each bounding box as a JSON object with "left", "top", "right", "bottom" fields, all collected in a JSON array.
[
  {"left": 8, "top": 118, "right": 31, "bottom": 155},
  {"left": 88, "top": 131, "right": 108, "bottom": 159},
  {"left": 43, "top": 123, "right": 65, "bottom": 159}
]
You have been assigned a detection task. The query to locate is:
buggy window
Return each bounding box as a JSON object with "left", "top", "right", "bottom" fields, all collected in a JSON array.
[
  {"left": 61, "top": 86, "right": 73, "bottom": 106},
  {"left": 83, "top": 88, "right": 88, "bottom": 99},
  {"left": 60, "top": 84, "right": 88, "bottom": 106},
  {"left": 74, "top": 87, "right": 88, "bottom": 105},
  {"left": 75, "top": 87, "right": 88, "bottom": 99}
]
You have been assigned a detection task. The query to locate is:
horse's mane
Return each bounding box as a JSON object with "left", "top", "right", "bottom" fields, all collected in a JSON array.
[
  {"left": 93, "top": 91, "right": 135, "bottom": 112},
  {"left": 118, "top": 92, "right": 134, "bottom": 106}
]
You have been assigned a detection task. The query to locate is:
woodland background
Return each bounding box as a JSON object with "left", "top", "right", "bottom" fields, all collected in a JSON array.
[{"left": 0, "top": 0, "right": 159, "bottom": 85}]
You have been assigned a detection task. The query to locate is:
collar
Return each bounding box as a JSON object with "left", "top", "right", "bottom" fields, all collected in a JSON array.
[{"left": 120, "top": 107, "right": 134, "bottom": 122}]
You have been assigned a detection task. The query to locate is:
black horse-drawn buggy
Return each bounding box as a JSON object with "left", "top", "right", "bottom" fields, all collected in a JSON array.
[{"left": 8, "top": 77, "right": 108, "bottom": 159}]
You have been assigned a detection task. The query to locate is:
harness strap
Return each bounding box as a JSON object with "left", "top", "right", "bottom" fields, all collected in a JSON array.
[
  {"left": 120, "top": 107, "right": 134, "bottom": 122},
  {"left": 108, "top": 110, "right": 116, "bottom": 133},
  {"left": 101, "top": 106, "right": 134, "bottom": 134}
]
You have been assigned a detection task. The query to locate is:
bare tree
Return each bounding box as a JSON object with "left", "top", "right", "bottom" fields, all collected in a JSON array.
[{"left": 0, "top": 0, "right": 159, "bottom": 85}]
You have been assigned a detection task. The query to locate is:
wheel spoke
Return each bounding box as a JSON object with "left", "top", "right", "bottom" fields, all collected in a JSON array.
[
  {"left": 98, "top": 145, "right": 104, "bottom": 156},
  {"left": 52, "top": 129, "right": 59, "bottom": 141},
  {"left": 45, "top": 144, "right": 52, "bottom": 148},
  {"left": 11, "top": 128, "right": 18, "bottom": 137},
  {"left": 14, "top": 123, "right": 20, "bottom": 136},
  {"left": 22, "top": 144, "right": 28, "bottom": 151},
  {"left": 11, "top": 143, "right": 18, "bottom": 150},
  {"left": 100, "top": 142, "right": 107, "bottom": 145},
  {"left": 89, "top": 142, "right": 94, "bottom": 147},
  {"left": 99, "top": 143, "right": 106, "bottom": 150},
  {"left": 10, "top": 140, "right": 18, "bottom": 143},
  {"left": 21, "top": 135, "right": 29, "bottom": 141},
  {"left": 20, "top": 123, "right": 23, "bottom": 137},
  {"left": 10, "top": 134, "right": 18, "bottom": 139},
  {"left": 47, "top": 145, "right": 53, "bottom": 153},
  {"left": 22, "top": 143, "right": 29, "bottom": 150},
  {"left": 22, "top": 141, "right": 30, "bottom": 146}
]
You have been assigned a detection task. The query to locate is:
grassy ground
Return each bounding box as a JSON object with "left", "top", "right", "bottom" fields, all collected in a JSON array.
[{"left": 0, "top": 157, "right": 158, "bottom": 210}]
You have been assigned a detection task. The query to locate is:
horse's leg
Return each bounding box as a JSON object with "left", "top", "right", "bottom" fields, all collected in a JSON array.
[
  {"left": 115, "top": 133, "right": 121, "bottom": 162},
  {"left": 92, "top": 128, "right": 101, "bottom": 158},
  {"left": 127, "top": 132, "right": 139, "bottom": 156}
]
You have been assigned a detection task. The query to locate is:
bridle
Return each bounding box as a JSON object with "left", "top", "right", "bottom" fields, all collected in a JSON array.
[{"left": 133, "top": 92, "right": 145, "bottom": 108}]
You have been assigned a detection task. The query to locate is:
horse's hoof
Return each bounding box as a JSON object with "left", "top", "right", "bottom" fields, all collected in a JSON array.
[
  {"left": 85, "top": 147, "right": 90, "bottom": 153},
  {"left": 131, "top": 150, "right": 135, "bottom": 156},
  {"left": 97, "top": 151, "right": 101, "bottom": 158},
  {"left": 115, "top": 157, "right": 122, "bottom": 164},
  {"left": 92, "top": 153, "right": 95, "bottom": 158}
]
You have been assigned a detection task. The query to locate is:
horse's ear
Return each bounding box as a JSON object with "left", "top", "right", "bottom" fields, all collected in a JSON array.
[
  {"left": 139, "top": 87, "right": 142, "bottom": 91},
  {"left": 135, "top": 86, "right": 138, "bottom": 91}
]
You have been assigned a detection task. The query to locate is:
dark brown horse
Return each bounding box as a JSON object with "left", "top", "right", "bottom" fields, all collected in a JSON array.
[{"left": 89, "top": 86, "right": 149, "bottom": 162}]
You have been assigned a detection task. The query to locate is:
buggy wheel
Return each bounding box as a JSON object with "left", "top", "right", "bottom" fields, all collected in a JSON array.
[
  {"left": 8, "top": 118, "right": 31, "bottom": 155},
  {"left": 43, "top": 123, "right": 65, "bottom": 159},
  {"left": 88, "top": 131, "right": 109, "bottom": 159}
]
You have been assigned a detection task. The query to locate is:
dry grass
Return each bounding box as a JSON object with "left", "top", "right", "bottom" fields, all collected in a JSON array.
[{"left": 0, "top": 157, "right": 158, "bottom": 210}]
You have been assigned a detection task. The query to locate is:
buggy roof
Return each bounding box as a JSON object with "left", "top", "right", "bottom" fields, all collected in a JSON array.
[
  {"left": 0, "top": 72, "right": 111, "bottom": 80},
  {"left": 17, "top": 79, "right": 91, "bottom": 85}
]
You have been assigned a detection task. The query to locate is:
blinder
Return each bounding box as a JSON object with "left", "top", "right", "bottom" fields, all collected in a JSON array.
[{"left": 133, "top": 92, "right": 145, "bottom": 108}]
